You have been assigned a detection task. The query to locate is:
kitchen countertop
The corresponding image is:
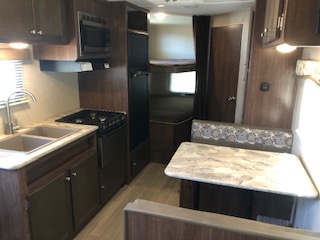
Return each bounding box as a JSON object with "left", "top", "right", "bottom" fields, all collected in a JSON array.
[
  {"left": 0, "top": 110, "right": 98, "bottom": 170},
  {"left": 165, "top": 142, "right": 319, "bottom": 198}
]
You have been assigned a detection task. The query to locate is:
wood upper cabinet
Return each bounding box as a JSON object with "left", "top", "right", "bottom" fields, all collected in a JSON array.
[
  {"left": 33, "top": 0, "right": 110, "bottom": 61},
  {"left": 32, "top": 0, "right": 68, "bottom": 43},
  {"left": 0, "top": 0, "right": 67, "bottom": 44},
  {"left": 261, "top": 0, "right": 320, "bottom": 47},
  {"left": 127, "top": 5, "right": 148, "bottom": 34},
  {"left": 261, "top": 0, "right": 284, "bottom": 45}
]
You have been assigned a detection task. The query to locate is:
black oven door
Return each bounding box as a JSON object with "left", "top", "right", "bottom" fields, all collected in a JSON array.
[
  {"left": 97, "top": 124, "right": 127, "bottom": 204},
  {"left": 97, "top": 124, "right": 127, "bottom": 169}
]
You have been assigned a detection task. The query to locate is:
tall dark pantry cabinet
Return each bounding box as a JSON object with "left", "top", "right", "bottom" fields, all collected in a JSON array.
[{"left": 78, "top": 1, "right": 150, "bottom": 181}]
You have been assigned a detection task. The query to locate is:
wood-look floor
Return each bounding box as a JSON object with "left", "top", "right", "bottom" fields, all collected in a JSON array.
[{"left": 74, "top": 163, "right": 180, "bottom": 240}]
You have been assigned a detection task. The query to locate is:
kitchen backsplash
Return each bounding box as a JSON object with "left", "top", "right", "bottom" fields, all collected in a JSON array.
[{"left": 0, "top": 46, "right": 80, "bottom": 134}]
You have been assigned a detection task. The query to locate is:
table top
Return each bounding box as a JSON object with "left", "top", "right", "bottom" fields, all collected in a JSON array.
[{"left": 165, "top": 142, "right": 318, "bottom": 198}]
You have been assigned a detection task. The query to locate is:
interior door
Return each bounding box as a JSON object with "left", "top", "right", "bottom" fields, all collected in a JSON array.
[{"left": 207, "top": 24, "right": 243, "bottom": 123}]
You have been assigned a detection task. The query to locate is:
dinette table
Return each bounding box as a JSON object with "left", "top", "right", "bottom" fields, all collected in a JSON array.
[{"left": 165, "top": 142, "right": 318, "bottom": 226}]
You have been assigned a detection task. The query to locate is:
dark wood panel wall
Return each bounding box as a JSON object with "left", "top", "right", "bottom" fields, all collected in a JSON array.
[
  {"left": 243, "top": 0, "right": 303, "bottom": 129},
  {"left": 78, "top": 1, "right": 128, "bottom": 113}
]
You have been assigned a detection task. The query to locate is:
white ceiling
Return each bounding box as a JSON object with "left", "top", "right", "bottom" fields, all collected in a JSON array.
[{"left": 108, "top": 0, "right": 255, "bottom": 23}]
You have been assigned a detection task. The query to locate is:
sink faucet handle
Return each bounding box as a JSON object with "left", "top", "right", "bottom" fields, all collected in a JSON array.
[{"left": 12, "top": 119, "right": 20, "bottom": 132}]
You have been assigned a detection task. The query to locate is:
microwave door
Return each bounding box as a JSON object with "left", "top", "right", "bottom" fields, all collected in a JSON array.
[{"left": 79, "top": 23, "right": 110, "bottom": 55}]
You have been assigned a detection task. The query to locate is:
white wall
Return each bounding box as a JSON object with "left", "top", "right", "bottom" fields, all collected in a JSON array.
[
  {"left": 292, "top": 48, "right": 320, "bottom": 231},
  {"left": 0, "top": 46, "right": 80, "bottom": 134},
  {"left": 211, "top": 9, "right": 253, "bottom": 124},
  {"left": 149, "top": 23, "right": 195, "bottom": 60}
]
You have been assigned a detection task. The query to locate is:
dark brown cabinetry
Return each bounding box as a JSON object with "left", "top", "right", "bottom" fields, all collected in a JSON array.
[
  {"left": 261, "top": 0, "right": 320, "bottom": 47},
  {"left": 127, "top": 5, "right": 148, "bottom": 34},
  {"left": 28, "top": 171, "right": 74, "bottom": 240},
  {"left": 0, "top": 0, "right": 67, "bottom": 44},
  {"left": 0, "top": 132, "right": 99, "bottom": 240},
  {"left": 33, "top": 0, "right": 109, "bottom": 61},
  {"left": 180, "top": 180, "right": 296, "bottom": 227},
  {"left": 261, "top": 0, "right": 284, "bottom": 45}
]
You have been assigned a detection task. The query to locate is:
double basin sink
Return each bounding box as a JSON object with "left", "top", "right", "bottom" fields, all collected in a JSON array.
[{"left": 0, "top": 125, "right": 79, "bottom": 154}]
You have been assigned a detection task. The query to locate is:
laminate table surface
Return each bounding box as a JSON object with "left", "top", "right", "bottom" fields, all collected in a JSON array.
[{"left": 165, "top": 142, "right": 318, "bottom": 198}]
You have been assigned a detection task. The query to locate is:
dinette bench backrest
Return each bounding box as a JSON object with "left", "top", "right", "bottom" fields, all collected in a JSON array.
[{"left": 191, "top": 119, "right": 293, "bottom": 153}]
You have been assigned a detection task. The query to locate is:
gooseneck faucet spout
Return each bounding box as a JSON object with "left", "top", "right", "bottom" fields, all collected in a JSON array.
[{"left": 6, "top": 90, "right": 37, "bottom": 135}]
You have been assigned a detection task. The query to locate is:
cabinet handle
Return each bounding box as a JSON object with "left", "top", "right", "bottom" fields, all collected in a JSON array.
[
  {"left": 37, "top": 30, "right": 43, "bottom": 35},
  {"left": 101, "top": 185, "right": 105, "bottom": 189},
  {"left": 72, "top": 172, "right": 77, "bottom": 177},
  {"left": 66, "top": 176, "right": 71, "bottom": 182},
  {"left": 133, "top": 162, "right": 137, "bottom": 166},
  {"left": 30, "top": 30, "right": 36, "bottom": 35}
]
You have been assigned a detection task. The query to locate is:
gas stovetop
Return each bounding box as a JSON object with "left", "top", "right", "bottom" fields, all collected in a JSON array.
[{"left": 56, "top": 109, "right": 126, "bottom": 135}]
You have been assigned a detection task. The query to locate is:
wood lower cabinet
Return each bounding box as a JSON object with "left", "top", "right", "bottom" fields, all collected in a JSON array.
[
  {"left": 251, "top": 191, "right": 295, "bottom": 226},
  {"left": 28, "top": 171, "right": 74, "bottom": 240},
  {"left": 0, "top": 0, "right": 67, "bottom": 44},
  {"left": 180, "top": 180, "right": 296, "bottom": 227},
  {"left": 0, "top": 132, "right": 100, "bottom": 240},
  {"left": 198, "top": 183, "right": 252, "bottom": 219},
  {"left": 69, "top": 154, "right": 100, "bottom": 231},
  {"left": 27, "top": 143, "right": 100, "bottom": 239}
]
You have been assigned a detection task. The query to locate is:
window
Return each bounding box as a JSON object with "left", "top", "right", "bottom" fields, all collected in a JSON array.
[
  {"left": 0, "top": 60, "right": 25, "bottom": 106},
  {"left": 169, "top": 71, "right": 196, "bottom": 94}
]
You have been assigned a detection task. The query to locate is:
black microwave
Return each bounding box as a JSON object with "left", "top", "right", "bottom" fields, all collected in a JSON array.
[{"left": 78, "top": 11, "right": 111, "bottom": 59}]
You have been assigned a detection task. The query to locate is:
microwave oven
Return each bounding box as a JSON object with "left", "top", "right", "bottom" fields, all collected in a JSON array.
[{"left": 78, "top": 11, "right": 111, "bottom": 59}]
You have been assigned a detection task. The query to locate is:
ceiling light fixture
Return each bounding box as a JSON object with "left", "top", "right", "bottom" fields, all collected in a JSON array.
[
  {"left": 153, "top": 12, "right": 167, "bottom": 20},
  {"left": 165, "top": 0, "right": 177, "bottom": 2}
]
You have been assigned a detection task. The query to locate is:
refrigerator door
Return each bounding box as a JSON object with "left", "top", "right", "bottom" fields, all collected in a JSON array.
[
  {"left": 128, "top": 31, "right": 149, "bottom": 151},
  {"left": 129, "top": 73, "right": 149, "bottom": 150}
]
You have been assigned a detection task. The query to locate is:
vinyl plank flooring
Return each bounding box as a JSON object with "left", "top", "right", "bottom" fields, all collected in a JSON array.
[{"left": 74, "top": 163, "right": 180, "bottom": 240}]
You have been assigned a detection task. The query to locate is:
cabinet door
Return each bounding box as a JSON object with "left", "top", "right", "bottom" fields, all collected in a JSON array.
[
  {"left": 198, "top": 183, "right": 252, "bottom": 219},
  {"left": 70, "top": 154, "right": 100, "bottom": 231},
  {"left": 251, "top": 191, "right": 295, "bottom": 226},
  {"left": 28, "top": 171, "right": 73, "bottom": 240},
  {"left": 262, "top": 0, "right": 285, "bottom": 45},
  {"left": 0, "top": 0, "right": 35, "bottom": 42},
  {"left": 33, "top": 0, "right": 67, "bottom": 43}
]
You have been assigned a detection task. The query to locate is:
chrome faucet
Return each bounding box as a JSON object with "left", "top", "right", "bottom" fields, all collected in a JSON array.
[{"left": 5, "top": 90, "right": 37, "bottom": 134}]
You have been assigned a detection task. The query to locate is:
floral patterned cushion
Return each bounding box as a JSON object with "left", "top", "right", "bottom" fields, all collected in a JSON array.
[{"left": 191, "top": 120, "right": 293, "bottom": 153}]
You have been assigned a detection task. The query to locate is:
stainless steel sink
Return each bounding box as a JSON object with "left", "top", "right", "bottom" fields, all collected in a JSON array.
[
  {"left": 0, "top": 125, "right": 79, "bottom": 154},
  {"left": 24, "top": 125, "right": 79, "bottom": 138},
  {"left": 0, "top": 135, "right": 54, "bottom": 153}
]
